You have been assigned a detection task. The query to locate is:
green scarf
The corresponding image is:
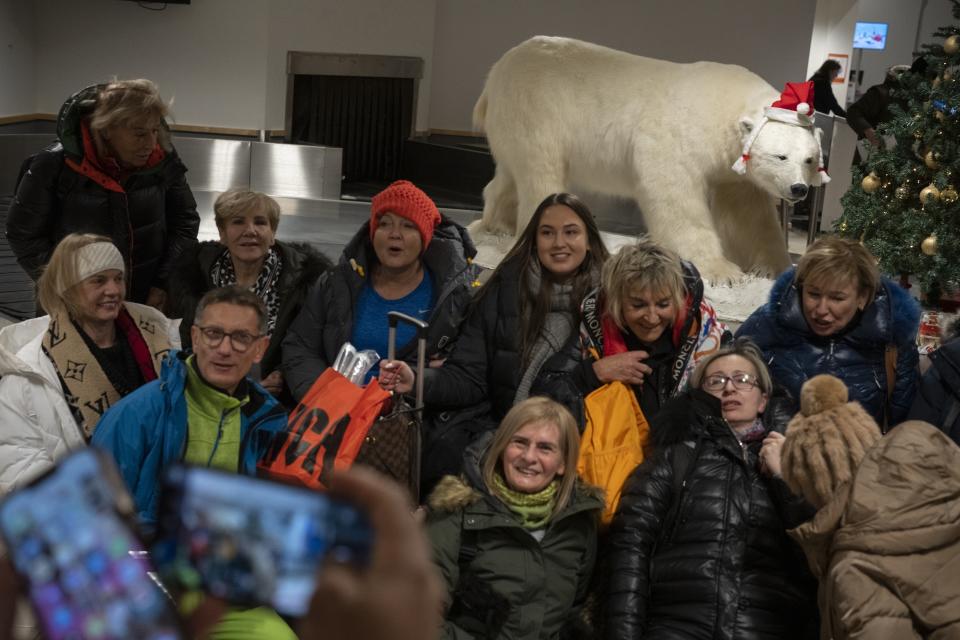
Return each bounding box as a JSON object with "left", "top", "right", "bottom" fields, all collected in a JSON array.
[{"left": 491, "top": 472, "right": 559, "bottom": 530}]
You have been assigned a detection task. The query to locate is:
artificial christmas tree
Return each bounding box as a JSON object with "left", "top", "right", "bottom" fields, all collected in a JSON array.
[{"left": 838, "top": 0, "right": 960, "bottom": 304}]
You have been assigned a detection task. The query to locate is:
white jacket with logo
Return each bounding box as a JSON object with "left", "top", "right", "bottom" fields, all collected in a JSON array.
[{"left": 0, "top": 304, "right": 180, "bottom": 494}]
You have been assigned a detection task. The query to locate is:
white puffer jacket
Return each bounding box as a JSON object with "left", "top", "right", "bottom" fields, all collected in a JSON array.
[{"left": 0, "top": 304, "right": 180, "bottom": 494}]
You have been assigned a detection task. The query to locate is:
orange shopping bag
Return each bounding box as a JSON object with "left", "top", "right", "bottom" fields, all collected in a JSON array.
[{"left": 259, "top": 368, "right": 392, "bottom": 490}]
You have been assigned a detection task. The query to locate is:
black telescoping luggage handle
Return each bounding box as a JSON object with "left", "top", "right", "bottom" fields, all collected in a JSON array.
[{"left": 386, "top": 311, "right": 428, "bottom": 414}]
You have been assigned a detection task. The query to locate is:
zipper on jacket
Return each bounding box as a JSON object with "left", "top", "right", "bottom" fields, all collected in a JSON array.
[{"left": 206, "top": 409, "right": 229, "bottom": 467}]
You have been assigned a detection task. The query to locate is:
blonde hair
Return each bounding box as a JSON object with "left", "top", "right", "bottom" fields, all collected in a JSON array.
[
  {"left": 38, "top": 233, "right": 123, "bottom": 319},
  {"left": 690, "top": 337, "right": 773, "bottom": 396},
  {"left": 602, "top": 237, "right": 686, "bottom": 331},
  {"left": 482, "top": 397, "right": 581, "bottom": 519},
  {"left": 796, "top": 235, "right": 880, "bottom": 306},
  {"left": 214, "top": 188, "right": 282, "bottom": 232},
  {"left": 88, "top": 79, "right": 171, "bottom": 151}
]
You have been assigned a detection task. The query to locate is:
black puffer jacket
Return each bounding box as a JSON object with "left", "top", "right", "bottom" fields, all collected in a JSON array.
[
  {"left": 6, "top": 84, "right": 199, "bottom": 303},
  {"left": 605, "top": 389, "right": 817, "bottom": 640},
  {"left": 423, "top": 255, "right": 589, "bottom": 423},
  {"left": 166, "top": 240, "right": 332, "bottom": 376},
  {"left": 908, "top": 336, "right": 960, "bottom": 445},
  {"left": 282, "top": 217, "right": 477, "bottom": 402}
]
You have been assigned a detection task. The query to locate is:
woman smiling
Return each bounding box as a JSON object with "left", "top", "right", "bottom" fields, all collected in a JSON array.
[
  {"left": 168, "top": 188, "right": 331, "bottom": 401},
  {"left": 427, "top": 397, "right": 602, "bottom": 639},
  {"left": 562, "top": 238, "right": 728, "bottom": 423},
  {"left": 737, "top": 235, "right": 920, "bottom": 427},
  {"left": 0, "top": 234, "right": 178, "bottom": 493},
  {"left": 380, "top": 193, "right": 609, "bottom": 428}
]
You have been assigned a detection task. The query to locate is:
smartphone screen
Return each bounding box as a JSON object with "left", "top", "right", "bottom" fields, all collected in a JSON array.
[
  {"left": 0, "top": 450, "right": 182, "bottom": 640},
  {"left": 153, "top": 466, "right": 372, "bottom": 617}
]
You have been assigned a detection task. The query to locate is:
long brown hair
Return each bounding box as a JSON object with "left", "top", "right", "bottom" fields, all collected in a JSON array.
[{"left": 478, "top": 193, "right": 609, "bottom": 365}]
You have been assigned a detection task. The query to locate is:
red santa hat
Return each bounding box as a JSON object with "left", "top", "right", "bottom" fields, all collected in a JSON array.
[{"left": 731, "top": 81, "right": 830, "bottom": 184}]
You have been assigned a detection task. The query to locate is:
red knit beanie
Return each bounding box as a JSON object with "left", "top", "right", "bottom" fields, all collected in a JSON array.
[{"left": 370, "top": 180, "right": 441, "bottom": 247}]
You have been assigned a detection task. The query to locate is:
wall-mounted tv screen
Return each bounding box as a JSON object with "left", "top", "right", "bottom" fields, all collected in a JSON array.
[{"left": 853, "top": 22, "right": 888, "bottom": 50}]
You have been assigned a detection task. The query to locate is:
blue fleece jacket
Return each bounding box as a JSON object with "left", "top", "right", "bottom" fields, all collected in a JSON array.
[
  {"left": 737, "top": 268, "right": 920, "bottom": 427},
  {"left": 92, "top": 351, "right": 287, "bottom": 527}
]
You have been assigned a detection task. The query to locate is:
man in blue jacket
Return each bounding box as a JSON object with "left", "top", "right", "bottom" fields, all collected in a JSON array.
[{"left": 93, "top": 285, "right": 287, "bottom": 527}]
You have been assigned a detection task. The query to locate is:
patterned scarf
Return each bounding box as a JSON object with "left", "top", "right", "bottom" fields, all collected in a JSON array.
[
  {"left": 491, "top": 472, "right": 559, "bottom": 530},
  {"left": 42, "top": 304, "right": 171, "bottom": 438},
  {"left": 211, "top": 247, "right": 283, "bottom": 335}
]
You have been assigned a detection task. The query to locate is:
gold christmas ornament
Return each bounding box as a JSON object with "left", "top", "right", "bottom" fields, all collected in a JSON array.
[
  {"left": 942, "top": 187, "right": 958, "bottom": 204},
  {"left": 946, "top": 35, "right": 960, "bottom": 55},
  {"left": 944, "top": 68, "right": 955, "bottom": 82},
  {"left": 936, "top": 111, "right": 946, "bottom": 122},
  {"left": 896, "top": 185, "right": 911, "bottom": 200},
  {"left": 839, "top": 221, "right": 848, "bottom": 232},
  {"left": 861, "top": 172, "right": 881, "bottom": 193},
  {"left": 921, "top": 235, "right": 938, "bottom": 256},
  {"left": 925, "top": 150, "right": 940, "bottom": 169},
  {"left": 914, "top": 128, "right": 925, "bottom": 139},
  {"left": 920, "top": 184, "right": 941, "bottom": 204}
]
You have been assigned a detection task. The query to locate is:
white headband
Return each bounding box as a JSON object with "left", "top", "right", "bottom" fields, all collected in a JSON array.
[{"left": 60, "top": 242, "right": 125, "bottom": 293}]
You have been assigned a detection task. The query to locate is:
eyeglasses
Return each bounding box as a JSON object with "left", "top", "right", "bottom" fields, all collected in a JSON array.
[
  {"left": 701, "top": 373, "right": 760, "bottom": 392},
  {"left": 195, "top": 325, "right": 261, "bottom": 353}
]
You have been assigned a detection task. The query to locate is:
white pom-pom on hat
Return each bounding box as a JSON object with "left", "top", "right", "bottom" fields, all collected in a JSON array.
[{"left": 797, "top": 102, "right": 811, "bottom": 116}]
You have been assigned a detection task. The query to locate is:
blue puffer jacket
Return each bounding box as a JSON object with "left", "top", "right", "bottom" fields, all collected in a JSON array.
[
  {"left": 737, "top": 268, "right": 920, "bottom": 427},
  {"left": 91, "top": 351, "right": 287, "bottom": 526}
]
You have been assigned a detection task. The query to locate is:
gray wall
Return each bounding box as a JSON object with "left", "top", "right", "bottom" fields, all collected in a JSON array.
[
  {"left": 0, "top": 0, "right": 35, "bottom": 117},
  {"left": 427, "top": 0, "right": 819, "bottom": 132}
]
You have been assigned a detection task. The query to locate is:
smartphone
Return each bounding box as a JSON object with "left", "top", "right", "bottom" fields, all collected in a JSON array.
[
  {"left": 152, "top": 465, "right": 373, "bottom": 617},
  {"left": 0, "top": 449, "right": 182, "bottom": 640}
]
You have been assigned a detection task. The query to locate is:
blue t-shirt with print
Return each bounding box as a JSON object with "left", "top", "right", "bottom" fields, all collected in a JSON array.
[{"left": 351, "top": 269, "right": 433, "bottom": 381}]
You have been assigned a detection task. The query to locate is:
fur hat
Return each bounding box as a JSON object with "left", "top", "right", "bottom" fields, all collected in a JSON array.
[
  {"left": 781, "top": 375, "right": 882, "bottom": 509},
  {"left": 370, "top": 180, "right": 441, "bottom": 248}
]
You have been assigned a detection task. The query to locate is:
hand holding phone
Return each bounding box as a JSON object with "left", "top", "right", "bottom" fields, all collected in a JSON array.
[
  {"left": 153, "top": 465, "right": 373, "bottom": 618},
  {"left": 0, "top": 449, "right": 182, "bottom": 640}
]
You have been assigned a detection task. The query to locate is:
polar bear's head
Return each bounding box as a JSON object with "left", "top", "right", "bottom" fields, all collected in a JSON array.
[{"left": 738, "top": 117, "right": 826, "bottom": 203}]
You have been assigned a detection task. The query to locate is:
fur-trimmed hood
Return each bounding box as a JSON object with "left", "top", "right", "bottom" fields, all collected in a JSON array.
[
  {"left": 426, "top": 432, "right": 604, "bottom": 516},
  {"left": 766, "top": 267, "right": 920, "bottom": 347}
]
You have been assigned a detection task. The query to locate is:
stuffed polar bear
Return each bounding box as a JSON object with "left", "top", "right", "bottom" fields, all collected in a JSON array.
[{"left": 472, "top": 36, "right": 828, "bottom": 282}]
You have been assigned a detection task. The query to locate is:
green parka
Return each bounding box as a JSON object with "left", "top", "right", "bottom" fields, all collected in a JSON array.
[{"left": 426, "top": 438, "right": 602, "bottom": 640}]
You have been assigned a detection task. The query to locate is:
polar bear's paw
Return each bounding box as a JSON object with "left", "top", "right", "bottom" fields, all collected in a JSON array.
[{"left": 696, "top": 255, "right": 747, "bottom": 286}]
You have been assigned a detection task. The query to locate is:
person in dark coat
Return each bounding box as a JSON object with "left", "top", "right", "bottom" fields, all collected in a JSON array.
[
  {"left": 282, "top": 180, "right": 478, "bottom": 401},
  {"left": 427, "top": 396, "right": 602, "bottom": 640},
  {"left": 808, "top": 60, "right": 846, "bottom": 117},
  {"left": 167, "top": 188, "right": 332, "bottom": 402},
  {"left": 908, "top": 336, "right": 960, "bottom": 445},
  {"left": 6, "top": 79, "right": 199, "bottom": 307},
  {"left": 555, "top": 237, "right": 729, "bottom": 426},
  {"left": 380, "top": 193, "right": 609, "bottom": 493},
  {"left": 380, "top": 192, "right": 610, "bottom": 463},
  {"left": 604, "top": 339, "right": 818, "bottom": 640},
  {"left": 737, "top": 235, "right": 920, "bottom": 428}
]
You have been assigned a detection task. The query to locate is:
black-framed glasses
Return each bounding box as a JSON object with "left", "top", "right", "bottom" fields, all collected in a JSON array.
[
  {"left": 701, "top": 373, "right": 759, "bottom": 392},
  {"left": 194, "top": 325, "right": 261, "bottom": 353}
]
